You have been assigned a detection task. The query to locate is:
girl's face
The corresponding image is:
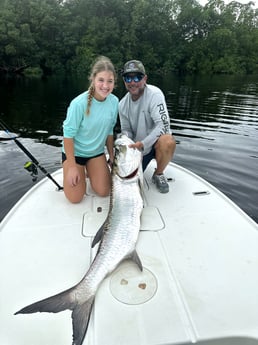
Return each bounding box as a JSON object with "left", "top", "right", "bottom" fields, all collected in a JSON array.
[{"left": 93, "top": 71, "right": 115, "bottom": 101}]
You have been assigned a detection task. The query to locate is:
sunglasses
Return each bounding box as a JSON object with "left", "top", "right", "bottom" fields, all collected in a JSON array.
[{"left": 123, "top": 74, "right": 144, "bottom": 83}]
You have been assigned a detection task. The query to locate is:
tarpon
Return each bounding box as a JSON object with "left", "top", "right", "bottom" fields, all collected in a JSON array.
[{"left": 15, "top": 134, "right": 143, "bottom": 345}]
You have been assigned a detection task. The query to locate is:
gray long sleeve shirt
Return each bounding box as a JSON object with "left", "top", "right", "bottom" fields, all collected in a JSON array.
[{"left": 119, "top": 84, "right": 171, "bottom": 155}]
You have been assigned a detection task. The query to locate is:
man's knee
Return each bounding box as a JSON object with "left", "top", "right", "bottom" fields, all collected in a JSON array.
[{"left": 156, "top": 134, "right": 176, "bottom": 151}]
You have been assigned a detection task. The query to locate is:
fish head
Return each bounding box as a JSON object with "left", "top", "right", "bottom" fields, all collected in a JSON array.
[{"left": 113, "top": 135, "right": 142, "bottom": 178}]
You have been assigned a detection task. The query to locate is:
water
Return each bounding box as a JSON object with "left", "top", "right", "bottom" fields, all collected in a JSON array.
[
  {"left": 166, "top": 74, "right": 258, "bottom": 224},
  {"left": 0, "top": 74, "right": 258, "bottom": 224}
]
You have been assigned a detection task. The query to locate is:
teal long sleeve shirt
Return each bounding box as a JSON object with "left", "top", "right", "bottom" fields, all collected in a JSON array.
[{"left": 62, "top": 91, "right": 118, "bottom": 157}]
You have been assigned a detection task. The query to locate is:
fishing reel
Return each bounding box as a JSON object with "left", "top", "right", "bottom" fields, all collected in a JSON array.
[{"left": 24, "top": 161, "right": 38, "bottom": 182}]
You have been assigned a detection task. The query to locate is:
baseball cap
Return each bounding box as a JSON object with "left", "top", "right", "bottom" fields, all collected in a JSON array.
[{"left": 122, "top": 60, "right": 146, "bottom": 76}]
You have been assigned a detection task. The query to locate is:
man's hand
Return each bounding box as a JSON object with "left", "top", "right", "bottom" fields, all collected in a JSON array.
[{"left": 129, "top": 141, "right": 144, "bottom": 151}]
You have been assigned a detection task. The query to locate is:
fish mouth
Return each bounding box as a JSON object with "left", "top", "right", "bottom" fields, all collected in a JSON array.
[{"left": 118, "top": 168, "right": 139, "bottom": 179}]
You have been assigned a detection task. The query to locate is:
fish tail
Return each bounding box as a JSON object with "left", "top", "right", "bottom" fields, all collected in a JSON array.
[
  {"left": 14, "top": 287, "right": 76, "bottom": 315},
  {"left": 72, "top": 296, "right": 95, "bottom": 345},
  {"left": 15, "top": 288, "right": 95, "bottom": 345}
]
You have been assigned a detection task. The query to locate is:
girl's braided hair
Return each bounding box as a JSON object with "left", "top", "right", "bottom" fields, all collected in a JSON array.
[{"left": 86, "top": 56, "right": 116, "bottom": 115}]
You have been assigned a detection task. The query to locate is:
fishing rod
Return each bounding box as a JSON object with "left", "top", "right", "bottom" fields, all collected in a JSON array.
[{"left": 0, "top": 118, "right": 63, "bottom": 190}]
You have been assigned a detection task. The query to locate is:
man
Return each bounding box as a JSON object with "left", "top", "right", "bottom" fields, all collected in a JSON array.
[{"left": 119, "top": 59, "right": 176, "bottom": 193}]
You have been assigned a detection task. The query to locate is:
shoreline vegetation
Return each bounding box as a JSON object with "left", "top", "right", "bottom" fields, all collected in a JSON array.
[{"left": 0, "top": 0, "right": 257, "bottom": 78}]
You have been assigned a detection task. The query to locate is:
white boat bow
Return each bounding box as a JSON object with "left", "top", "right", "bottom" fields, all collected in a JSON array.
[{"left": 1, "top": 161, "right": 258, "bottom": 344}]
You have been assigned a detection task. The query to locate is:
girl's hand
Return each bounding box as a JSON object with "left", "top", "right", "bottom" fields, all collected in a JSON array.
[
  {"left": 67, "top": 165, "right": 80, "bottom": 187},
  {"left": 107, "top": 158, "right": 113, "bottom": 169}
]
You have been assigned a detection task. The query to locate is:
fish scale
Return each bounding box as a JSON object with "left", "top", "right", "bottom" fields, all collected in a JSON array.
[{"left": 79, "top": 174, "right": 143, "bottom": 298}]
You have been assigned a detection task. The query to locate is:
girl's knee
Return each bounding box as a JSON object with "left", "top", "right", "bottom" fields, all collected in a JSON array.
[
  {"left": 97, "top": 189, "right": 110, "bottom": 197},
  {"left": 93, "top": 183, "right": 110, "bottom": 197},
  {"left": 64, "top": 191, "right": 84, "bottom": 203},
  {"left": 63, "top": 184, "right": 85, "bottom": 203}
]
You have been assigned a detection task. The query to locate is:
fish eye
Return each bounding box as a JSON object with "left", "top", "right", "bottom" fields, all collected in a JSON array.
[{"left": 121, "top": 145, "right": 127, "bottom": 152}]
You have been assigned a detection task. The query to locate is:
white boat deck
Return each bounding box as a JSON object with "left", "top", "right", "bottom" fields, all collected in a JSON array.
[{"left": 0, "top": 161, "right": 258, "bottom": 345}]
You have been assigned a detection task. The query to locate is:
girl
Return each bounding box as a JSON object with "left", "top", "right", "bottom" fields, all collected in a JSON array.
[{"left": 62, "top": 56, "right": 118, "bottom": 203}]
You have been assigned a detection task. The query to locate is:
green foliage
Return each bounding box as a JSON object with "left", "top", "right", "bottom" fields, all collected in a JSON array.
[{"left": 0, "top": 0, "right": 257, "bottom": 75}]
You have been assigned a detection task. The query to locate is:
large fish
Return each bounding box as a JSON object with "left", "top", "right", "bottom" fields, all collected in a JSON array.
[{"left": 15, "top": 134, "right": 144, "bottom": 345}]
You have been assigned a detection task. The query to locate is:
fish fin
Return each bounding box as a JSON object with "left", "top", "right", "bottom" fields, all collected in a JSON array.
[
  {"left": 138, "top": 177, "right": 144, "bottom": 203},
  {"left": 14, "top": 287, "right": 76, "bottom": 315},
  {"left": 91, "top": 222, "right": 105, "bottom": 248},
  {"left": 131, "top": 250, "right": 143, "bottom": 272},
  {"left": 15, "top": 288, "right": 95, "bottom": 345},
  {"left": 72, "top": 297, "right": 95, "bottom": 345}
]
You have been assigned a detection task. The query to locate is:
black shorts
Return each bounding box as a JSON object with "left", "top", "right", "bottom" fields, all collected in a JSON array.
[
  {"left": 142, "top": 146, "right": 155, "bottom": 171},
  {"left": 62, "top": 152, "right": 104, "bottom": 166}
]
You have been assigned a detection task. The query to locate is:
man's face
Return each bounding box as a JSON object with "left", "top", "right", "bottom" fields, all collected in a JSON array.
[{"left": 123, "top": 73, "right": 147, "bottom": 101}]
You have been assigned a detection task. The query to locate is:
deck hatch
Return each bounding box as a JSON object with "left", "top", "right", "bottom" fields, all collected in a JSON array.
[{"left": 82, "top": 204, "right": 164, "bottom": 237}]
